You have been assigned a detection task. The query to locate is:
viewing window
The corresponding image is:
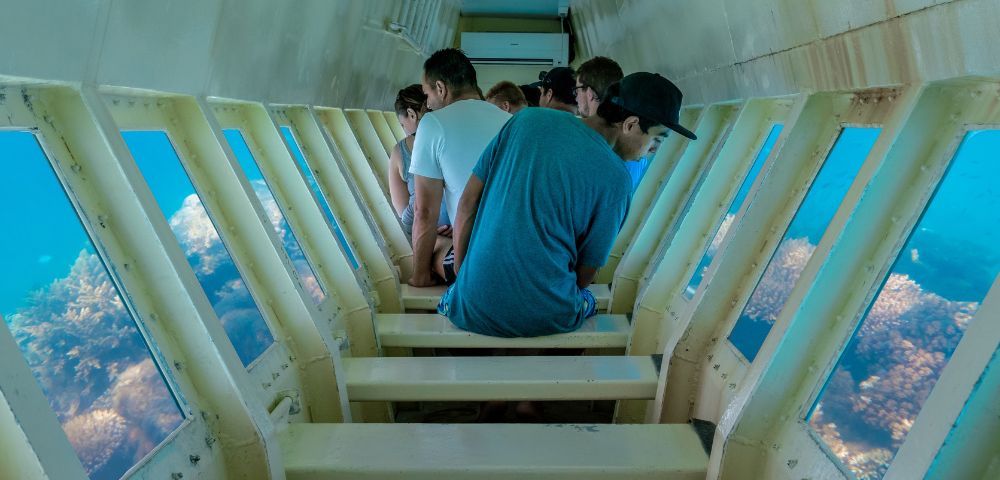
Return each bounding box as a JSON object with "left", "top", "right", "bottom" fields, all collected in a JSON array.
[
  {"left": 0, "top": 131, "right": 184, "bottom": 478},
  {"left": 279, "top": 126, "right": 359, "bottom": 269},
  {"left": 684, "top": 124, "right": 783, "bottom": 299},
  {"left": 123, "top": 131, "right": 274, "bottom": 366},
  {"left": 729, "top": 127, "right": 880, "bottom": 362},
  {"left": 808, "top": 129, "right": 1000, "bottom": 480},
  {"left": 222, "top": 129, "right": 325, "bottom": 304}
]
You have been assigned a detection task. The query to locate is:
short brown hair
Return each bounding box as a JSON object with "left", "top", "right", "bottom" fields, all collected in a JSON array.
[
  {"left": 575, "top": 56, "right": 624, "bottom": 101},
  {"left": 485, "top": 81, "right": 527, "bottom": 107}
]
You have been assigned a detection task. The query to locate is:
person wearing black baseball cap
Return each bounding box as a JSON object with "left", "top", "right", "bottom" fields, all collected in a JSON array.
[
  {"left": 437, "top": 71, "right": 696, "bottom": 344},
  {"left": 534, "top": 67, "right": 578, "bottom": 114},
  {"left": 599, "top": 72, "right": 697, "bottom": 141}
]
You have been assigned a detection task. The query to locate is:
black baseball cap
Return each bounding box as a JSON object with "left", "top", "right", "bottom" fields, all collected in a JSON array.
[
  {"left": 532, "top": 67, "right": 576, "bottom": 101},
  {"left": 608, "top": 72, "right": 697, "bottom": 140}
]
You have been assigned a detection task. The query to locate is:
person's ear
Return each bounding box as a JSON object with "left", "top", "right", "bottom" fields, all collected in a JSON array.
[
  {"left": 406, "top": 107, "right": 417, "bottom": 121},
  {"left": 622, "top": 116, "right": 640, "bottom": 134},
  {"left": 502, "top": 101, "right": 511, "bottom": 112},
  {"left": 434, "top": 80, "right": 447, "bottom": 98}
]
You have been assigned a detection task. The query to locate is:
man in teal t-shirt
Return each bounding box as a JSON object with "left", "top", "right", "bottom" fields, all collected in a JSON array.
[{"left": 438, "top": 73, "right": 697, "bottom": 337}]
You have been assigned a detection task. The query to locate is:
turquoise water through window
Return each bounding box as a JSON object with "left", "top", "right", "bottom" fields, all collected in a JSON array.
[
  {"left": 729, "top": 127, "right": 881, "bottom": 362},
  {"left": 1, "top": 131, "right": 183, "bottom": 479},
  {"left": 683, "top": 124, "right": 783, "bottom": 299},
  {"left": 279, "top": 126, "right": 359, "bottom": 269},
  {"left": 223, "top": 129, "right": 326, "bottom": 304},
  {"left": 808, "top": 129, "right": 1000, "bottom": 480},
  {"left": 123, "top": 130, "right": 274, "bottom": 366}
]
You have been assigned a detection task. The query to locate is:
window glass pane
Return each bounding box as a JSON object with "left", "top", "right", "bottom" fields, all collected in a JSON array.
[
  {"left": 808, "top": 129, "right": 1000, "bottom": 480},
  {"left": 123, "top": 131, "right": 273, "bottom": 366},
  {"left": 1, "top": 131, "right": 184, "bottom": 479},
  {"left": 684, "top": 124, "right": 783, "bottom": 299},
  {"left": 729, "top": 127, "right": 881, "bottom": 362},
  {"left": 222, "top": 129, "right": 325, "bottom": 304},
  {"left": 279, "top": 126, "right": 359, "bottom": 269}
]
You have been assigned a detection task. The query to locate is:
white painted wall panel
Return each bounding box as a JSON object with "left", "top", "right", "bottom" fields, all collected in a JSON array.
[
  {"left": 572, "top": 0, "right": 1000, "bottom": 104},
  {"left": 97, "top": 0, "right": 221, "bottom": 94},
  {"left": 0, "top": 0, "right": 105, "bottom": 82},
  {"left": 0, "top": 0, "right": 459, "bottom": 108}
]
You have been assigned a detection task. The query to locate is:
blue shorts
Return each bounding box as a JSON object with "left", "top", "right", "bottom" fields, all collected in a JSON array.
[{"left": 438, "top": 285, "right": 598, "bottom": 319}]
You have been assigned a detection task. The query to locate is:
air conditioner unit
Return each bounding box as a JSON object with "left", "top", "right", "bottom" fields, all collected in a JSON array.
[{"left": 460, "top": 32, "right": 569, "bottom": 66}]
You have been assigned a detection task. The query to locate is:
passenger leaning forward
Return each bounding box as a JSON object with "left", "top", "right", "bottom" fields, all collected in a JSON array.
[
  {"left": 535, "top": 66, "right": 578, "bottom": 115},
  {"left": 388, "top": 84, "right": 451, "bottom": 244},
  {"left": 439, "top": 73, "right": 698, "bottom": 337},
  {"left": 408, "top": 48, "right": 511, "bottom": 287},
  {"left": 485, "top": 81, "right": 529, "bottom": 114}
]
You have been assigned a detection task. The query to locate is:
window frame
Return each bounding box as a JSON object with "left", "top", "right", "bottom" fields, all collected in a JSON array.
[
  {"left": 710, "top": 79, "right": 1000, "bottom": 479},
  {"left": 0, "top": 83, "right": 258, "bottom": 479},
  {"left": 100, "top": 88, "right": 346, "bottom": 423}
]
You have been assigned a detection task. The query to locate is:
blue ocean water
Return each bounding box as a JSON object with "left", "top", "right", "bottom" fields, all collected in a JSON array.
[
  {"left": 684, "top": 124, "right": 783, "bottom": 299},
  {"left": 124, "top": 130, "right": 274, "bottom": 366},
  {"left": 809, "top": 129, "right": 1000, "bottom": 479},
  {"left": 729, "top": 127, "right": 881, "bottom": 362},
  {"left": 223, "top": 129, "right": 326, "bottom": 304},
  {"left": 279, "top": 126, "right": 360, "bottom": 269},
  {"left": 1, "top": 131, "right": 183, "bottom": 479}
]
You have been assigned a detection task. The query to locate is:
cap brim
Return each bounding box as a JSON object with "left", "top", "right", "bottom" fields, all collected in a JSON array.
[{"left": 667, "top": 122, "right": 697, "bottom": 140}]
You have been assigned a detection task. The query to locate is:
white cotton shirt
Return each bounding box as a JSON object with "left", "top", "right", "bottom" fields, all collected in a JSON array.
[{"left": 408, "top": 99, "right": 511, "bottom": 222}]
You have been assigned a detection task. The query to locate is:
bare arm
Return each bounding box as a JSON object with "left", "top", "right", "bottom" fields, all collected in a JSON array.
[
  {"left": 387, "top": 144, "right": 409, "bottom": 216},
  {"left": 452, "top": 174, "right": 485, "bottom": 274},
  {"left": 575, "top": 265, "right": 599, "bottom": 289},
  {"left": 409, "top": 174, "right": 445, "bottom": 287}
]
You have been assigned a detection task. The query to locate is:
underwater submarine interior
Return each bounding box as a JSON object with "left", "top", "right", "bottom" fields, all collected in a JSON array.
[{"left": 1, "top": 0, "right": 999, "bottom": 479}]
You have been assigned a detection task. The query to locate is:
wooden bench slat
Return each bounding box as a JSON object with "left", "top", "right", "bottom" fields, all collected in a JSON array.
[
  {"left": 280, "top": 423, "right": 708, "bottom": 480},
  {"left": 376, "top": 313, "right": 629, "bottom": 348},
  {"left": 343, "top": 355, "right": 658, "bottom": 401}
]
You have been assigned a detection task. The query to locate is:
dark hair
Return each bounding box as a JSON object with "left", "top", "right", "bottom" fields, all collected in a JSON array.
[
  {"left": 485, "top": 81, "right": 527, "bottom": 106},
  {"left": 394, "top": 84, "right": 426, "bottom": 116},
  {"left": 542, "top": 85, "right": 576, "bottom": 105},
  {"left": 519, "top": 84, "right": 540, "bottom": 107},
  {"left": 595, "top": 82, "right": 659, "bottom": 133},
  {"left": 423, "top": 48, "right": 478, "bottom": 93},
  {"left": 576, "top": 56, "right": 624, "bottom": 101}
]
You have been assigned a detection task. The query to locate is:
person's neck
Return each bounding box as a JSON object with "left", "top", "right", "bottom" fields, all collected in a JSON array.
[
  {"left": 443, "top": 90, "right": 481, "bottom": 106},
  {"left": 550, "top": 102, "right": 577, "bottom": 114},
  {"left": 583, "top": 115, "right": 620, "bottom": 149}
]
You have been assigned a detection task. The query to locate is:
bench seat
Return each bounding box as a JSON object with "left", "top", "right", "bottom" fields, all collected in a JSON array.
[
  {"left": 375, "top": 313, "right": 629, "bottom": 349},
  {"left": 279, "top": 422, "right": 708, "bottom": 480},
  {"left": 400, "top": 283, "right": 613, "bottom": 311},
  {"left": 342, "top": 355, "right": 659, "bottom": 401}
]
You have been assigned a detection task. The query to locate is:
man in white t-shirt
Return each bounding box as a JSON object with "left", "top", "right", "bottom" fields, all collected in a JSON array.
[{"left": 408, "top": 48, "right": 511, "bottom": 287}]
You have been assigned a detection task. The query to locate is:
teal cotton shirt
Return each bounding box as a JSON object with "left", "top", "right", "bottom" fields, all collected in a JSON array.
[{"left": 446, "top": 108, "right": 632, "bottom": 337}]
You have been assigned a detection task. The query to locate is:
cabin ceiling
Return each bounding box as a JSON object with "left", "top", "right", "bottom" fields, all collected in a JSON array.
[{"left": 461, "top": 0, "right": 569, "bottom": 18}]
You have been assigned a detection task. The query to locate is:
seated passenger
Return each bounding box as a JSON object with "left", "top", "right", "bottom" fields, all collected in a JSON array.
[
  {"left": 438, "top": 73, "right": 697, "bottom": 337},
  {"left": 408, "top": 48, "right": 511, "bottom": 287},
  {"left": 388, "top": 84, "right": 451, "bottom": 243},
  {"left": 573, "top": 56, "right": 624, "bottom": 118},
  {"left": 535, "top": 67, "right": 578, "bottom": 115},
  {"left": 519, "top": 83, "right": 541, "bottom": 107},
  {"left": 485, "top": 81, "right": 529, "bottom": 114}
]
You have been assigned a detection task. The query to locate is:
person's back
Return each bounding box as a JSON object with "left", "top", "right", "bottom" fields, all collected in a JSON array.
[
  {"left": 408, "top": 48, "right": 511, "bottom": 287},
  {"left": 444, "top": 108, "right": 632, "bottom": 337},
  {"left": 411, "top": 99, "right": 510, "bottom": 223}
]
